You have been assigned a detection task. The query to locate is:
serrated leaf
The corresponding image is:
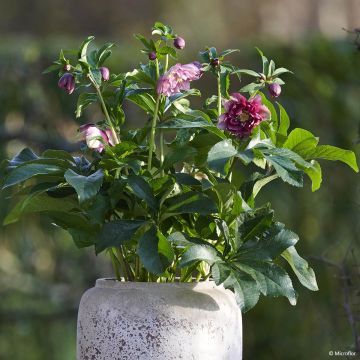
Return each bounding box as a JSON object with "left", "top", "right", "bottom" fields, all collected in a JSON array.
[
  {"left": 305, "top": 160, "right": 322, "bottom": 192},
  {"left": 282, "top": 246, "right": 318, "bottom": 291},
  {"left": 276, "top": 102, "right": 290, "bottom": 139}
]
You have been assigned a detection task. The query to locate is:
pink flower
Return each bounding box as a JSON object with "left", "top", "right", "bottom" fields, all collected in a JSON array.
[
  {"left": 218, "top": 93, "right": 271, "bottom": 138},
  {"left": 99, "top": 67, "right": 110, "bottom": 81},
  {"left": 58, "top": 73, "right": 75, "bottom": 94},
  {"left": 79, "top": 124, "right": 115, "bottom": 152},
  {"left": 173, "top": 37, "right": 185, "bottom": 50},
  {"left": 156, "top": 62, "right": 201, "bottom": 96}
]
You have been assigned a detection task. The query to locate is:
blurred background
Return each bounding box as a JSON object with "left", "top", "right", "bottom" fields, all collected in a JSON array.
[{"left": 0, "top": 0, "right": 360, "bottom": 359}]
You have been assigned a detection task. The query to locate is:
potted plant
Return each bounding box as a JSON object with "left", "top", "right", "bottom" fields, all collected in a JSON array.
[{"left": 1, "top": 22, "right": 358, "bottom": 359}]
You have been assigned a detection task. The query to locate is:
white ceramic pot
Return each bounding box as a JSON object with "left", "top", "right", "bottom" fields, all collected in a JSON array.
[{"left": 77, "top": 279, "right": 242, "bottom": 360}]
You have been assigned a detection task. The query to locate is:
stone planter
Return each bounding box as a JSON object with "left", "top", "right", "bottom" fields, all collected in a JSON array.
[{"left": 77, "top": 278, "right": 242, "bottom": 360}]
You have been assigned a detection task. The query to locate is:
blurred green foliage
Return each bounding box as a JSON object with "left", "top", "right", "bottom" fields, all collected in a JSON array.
[{"left": 0, "top": 36, "right": 359, "bottom": 360}]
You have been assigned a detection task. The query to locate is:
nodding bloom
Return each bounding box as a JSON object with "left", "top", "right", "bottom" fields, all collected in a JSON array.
[
  {"left": 156, "top": 62, "right": 202, "bottom": 97},
  {"left": 268, "top": 83, "right": 281, "bottom": 98},
  {"left": 58, "top": 73, "right": 75, "bottom": 94},
  {"left": 79, "top": 124, "right": 115, "bottom": 153},
  {"left": 218, "top": 93, "right": 271, "bottom": 138},
  {"left": 148, "top": 51, "right": 157, "bottom": 61},
  {"left": 173, "top": 37, "right": 186, "bottom": 50},
  {"left": 99, "top": 67, "right": 110, "bottom": 81}
]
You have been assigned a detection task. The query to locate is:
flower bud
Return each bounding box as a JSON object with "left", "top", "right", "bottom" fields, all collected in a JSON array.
[
  {"left": 99, "top": 67, "right": 110, "bottom": 81},
  {"left": 212, "top": 58, "right": 220, "bottom": 67},
  {"left": 269, "top": 83, "right": 281, "bottom": 98},
  {"left": 173, "top": 37, "right": 185, "bottom": 50},
  {"left": 64, "top": 64, "right": 71, "bottom": 72},
  {"left": 148, "top": 51, "right": 157, "bottom": 61},
  {"left": 58, "top": 73, "right": 75, "bottom": 94},
  {"left": 259, "top": 73, "right": 266, "bottom": 81},
  {"left": 79, "top": 124, "right": 112, "bottom": 152}
]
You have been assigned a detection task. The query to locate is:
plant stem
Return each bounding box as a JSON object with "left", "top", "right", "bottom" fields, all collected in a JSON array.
[
  {"left": 89, "top": 74, "right": 120, "bottom": 144},
  {"left": 155, "top": 58, "right": 160, "bottom": 79},
  {"left": 147, "top": 95, "right": 161, "bottom": 172},
  {"left": 164, "top": 54, "right": 169, "bottom": 73},
  {"left": 217, "top": 70, "right": 222, "bottom": 116},
  {"left": 115, "top": 247, "right": 128, "bottom": 281},
  {"left": 160, "top": 130, "right": 165, "bottom": 177},
  {"left": 109, "top": 249, "right": 121, "bottom": 281}
]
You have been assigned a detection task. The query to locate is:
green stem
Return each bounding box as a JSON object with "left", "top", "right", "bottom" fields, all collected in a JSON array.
[
  {"left": 155, "top": 58, "right": 160, "bottom": 79},
  {"left": 164, "top": 54, "right": 169, "bottom": 73},
  {"left": 160, "top": 130, "right": 165, "bottom": 177},
  {"left": 89, "top": 74, "right": 120, "bottom": 145},
  {"left": 217, "top": 70, "right": 222, "bottom": 116},
  {"left": 109, "top": 249, "right": 121, "bottom": 281},
  {"left": 115, "top": 247, "right": 128, "bottom": 281},
  {"left": 147, "top": 95, "right": 161, "bottom": 172}
]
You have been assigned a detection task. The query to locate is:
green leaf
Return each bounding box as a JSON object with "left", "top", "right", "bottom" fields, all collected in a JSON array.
[
  {"left": 212, "top": 262, "right": 260, "bottom": 312},
  {"left": 137, "top": 226, "right": 174, "bottom": 274},
  {"left": 96, "top": 219, "right": 147, "bottom": 254},
  {"left": 164, "top": 191, "right": 217, "bottom": 217},
  {"left": 272, "top": 67, "right": 292, "bottom": 76},
  {"left": 255, "top": 47, "right": 269, "bottom": 75},
  {"left": 264, "top": 154, "right": 303, "bottom": 187},
  {"left": 305, "top": 160, "right": 322, "bottom": 192},
  {"left": 236, "top": 69, "right": 259, "bottom": 77},
  {"left": 179, "top": 244, "right": 220, "bottom": 268},
  {"left": 252, "top": 174, "right": 279, "bottom": 198},
  {"left": 3, "top": 193, "right": 78, "bottom": 225},
  {"left": 64, "top": 169, "right": 103, "bottom": 204},
  {"left": 127, "top": 174, "right": 158, "bottom": 210},
  {"left": 158, "top": 117, "right": 212, "bottom": 129},
  {"left": 79, "top": 36, "right": 95, "bottom": 62},
  {"left": 282, "top": 246, "right": 318, "bottom": 291},
  {"left": 304, "top": 145, "right": 359, "bottom": 172},
  {"left": 237, "top": 206, "right": 274, "bottom": 244},
  {"left": 9, "top": 148, "right": 39, "bottom": 167},
  {"left": 219, "top": 49, "right": 240, "bottom": 58},
  {"left": 276, "top": 102, "right": 290, "bottom": 138},
  {"left": 237, "top": 260, "right": 297, "bottom": 306},
  {"left": 263, "top": 148, "right": 312, "bottom": 169},
  {"left": 235, "top": 224, "right": 299, "bottom": 262},
  {"left": 162, "top": 146, "right": 197, "bottom": 170},
  {"left": 68, "top": 229, "right": 97, "bottom": 248},
  {"left": 76, "top": 93, "right": 98, "bottom": 118},
  {"left": 167, "top": 232, "right": 209, "bottom": 247},
  {"left": 3, "top": 163, "right": 64, "bottom": 189},
  {"left": 126, "top": 92, "right": 155, "bottom": 113},
  {"left": 43, "top": 63, "right": 63, "bottom": 74},
  {"left": 283, "top": 128, "right": 318, "bottom": 153},
  {"left": 207, "top": 139, "right": 237, "bottom": 175},
  {"left": 240, "top": 82, "right": 264, "bottom": 93}
]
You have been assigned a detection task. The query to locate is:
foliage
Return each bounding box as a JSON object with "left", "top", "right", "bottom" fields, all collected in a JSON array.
[{"left": 1, "top": 23, "right": 358, "bottom": 313}]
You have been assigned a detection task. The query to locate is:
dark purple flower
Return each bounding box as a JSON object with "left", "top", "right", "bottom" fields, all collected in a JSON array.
[
  {"left": 173, "top": 37, "right": 185, "bottom": 50},
  {"left": 269, "top": 83, "right": 281, "bottom": 98},
  {"left": 99, "top": 67, "right": 110, "bottom": 81},
  {"left": 58, "top": 73, "right": 75, "bottom": 94},
  {"left": 218, "top": 93, "right": 271, "bottom": 138},
  {"left": 157, "top": 62, "right": 201, "bottom": 96},
  {"left": 148, "top": 51, "right": 157, "bottom": 61},
  {"left": 212, "top": 58, "right": 220, "bottom": 67},
  {"left": 79, "top": 124, "right": 115, "bottom": 152}
]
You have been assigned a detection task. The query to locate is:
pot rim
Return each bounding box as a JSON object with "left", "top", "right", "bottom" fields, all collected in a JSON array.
[{"left": 95, "top": 278, "right": 218, "bottom": 290}]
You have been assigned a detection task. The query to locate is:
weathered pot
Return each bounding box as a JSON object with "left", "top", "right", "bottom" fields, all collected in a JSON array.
[{"left": 77, "top": 278, "right": 242, "bottom": 360}]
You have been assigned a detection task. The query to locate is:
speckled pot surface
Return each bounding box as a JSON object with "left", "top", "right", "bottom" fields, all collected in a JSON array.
[{"left": 77, "top": 278, "right": 242, "bottom": 360}]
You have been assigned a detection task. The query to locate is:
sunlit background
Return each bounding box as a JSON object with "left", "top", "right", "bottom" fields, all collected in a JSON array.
[{"left": 0, "top": 1, "right": 359, "bottom": 359}]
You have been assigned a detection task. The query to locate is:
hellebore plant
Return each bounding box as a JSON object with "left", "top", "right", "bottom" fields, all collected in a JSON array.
[{"left": 1, "top": 22, "right": 358, "bottom": 312}]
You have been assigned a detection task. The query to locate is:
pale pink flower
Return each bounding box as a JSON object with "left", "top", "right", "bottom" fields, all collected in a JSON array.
[
  {"left": 157, "top": 62, "right": 201, "bottom": 96},
  {"left": 79, "top": 124, "right": 114, "bottom": 152}
]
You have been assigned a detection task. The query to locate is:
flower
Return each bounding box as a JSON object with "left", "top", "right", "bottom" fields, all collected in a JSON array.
[
  {"left": 173, "top": 37, "right": 185, "bottom": 50},
  {"left": 156, "top": 62, "right": 201, "bottom": 96},
  {"left": 79, "top": 124, "right": 115, "bottom": 152},
  {"left": 218, "top": 93, "right": 270, "bottom": 138},
  {"left": 269, "top": 83, "right": 281, "bottom": 98},
  {"left": 99, "top": 67, "right": 110, "bottom": 81},
  {"left": 63, "top": 64, "right": 71, "bottom": 72},
  {"left": 148, "top": 51, "right": 157, "bottom": 61},
  {"left": 58, "top": 73, "right": 75, "bottom": 94}
]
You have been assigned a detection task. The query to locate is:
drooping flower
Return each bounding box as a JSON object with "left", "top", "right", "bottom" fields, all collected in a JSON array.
[
  {"left": 268, "top": 83, "right": 281, "bottom": 98},
  {"left": 218, "top": 93, "right": 271, "bottom": 138},
  {"left": 79, "top": 124, "right": 115, "bottom": 152},
  {"left": 173, "top": 37, "right": 185, "bottom": 50},
  {"left": 156, "top": 62, "right": 201, "bottom": 96},
  {"left": 99, "top": 67, "right": 110, "bottom": 81},
  {"left": 148, "top": 51, "right": 157, "bottom": 61},
  {"left": 58, "top": 73, "right": 75, "bottom": 94}
]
